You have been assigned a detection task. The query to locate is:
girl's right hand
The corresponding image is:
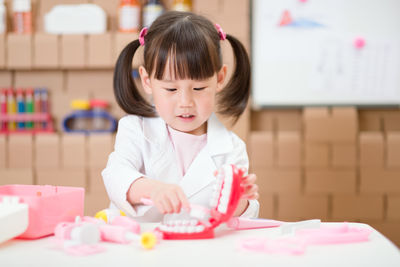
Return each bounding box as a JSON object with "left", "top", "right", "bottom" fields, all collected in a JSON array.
[{"left": 150, "top": 182, "right": 190, "bottom": 214}]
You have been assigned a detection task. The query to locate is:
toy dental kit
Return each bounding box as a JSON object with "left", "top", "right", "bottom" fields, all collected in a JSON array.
[
  {"left": 0, "top": 185, "right": 84, "bottom": 239},
  {"left": 55, "top": 214, "right": 158, "bottom": 255},
  {"left": 0, "top": 196, "right": 28, "bottom": 243}
]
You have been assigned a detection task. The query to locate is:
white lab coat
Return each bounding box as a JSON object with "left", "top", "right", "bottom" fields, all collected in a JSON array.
[{"left": 102, "top": 113, "right": 259, "bottom": 222}]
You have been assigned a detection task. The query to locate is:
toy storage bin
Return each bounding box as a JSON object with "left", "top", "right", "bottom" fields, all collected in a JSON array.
[{"left": 0, "top": 185, "right": 84, "bottom": 239}]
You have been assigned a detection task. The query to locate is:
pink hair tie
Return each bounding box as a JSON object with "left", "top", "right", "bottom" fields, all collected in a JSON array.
[
  {"left": 215, "top": 23, "right": 226, "bottom": 41},
  {"left": 139, "top": 27, "right": 148, "bottom": 46}
]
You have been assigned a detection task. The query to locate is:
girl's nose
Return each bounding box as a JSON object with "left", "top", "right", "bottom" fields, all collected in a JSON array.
[{"left": 178, "top": 90, "right": 194, "bottom": 107}]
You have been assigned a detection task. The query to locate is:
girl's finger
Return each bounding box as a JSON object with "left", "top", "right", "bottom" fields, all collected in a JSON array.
[
  {"left": 176, "top": 189, "right": 190, "bottom": 212},
  {"left": 169, "top": 192, "right": 181, "bottom": 213}
]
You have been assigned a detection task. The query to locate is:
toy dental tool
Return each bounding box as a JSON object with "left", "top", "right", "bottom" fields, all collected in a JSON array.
[{"left": 147, "top": 164, "right": 245, "bottom": 239}]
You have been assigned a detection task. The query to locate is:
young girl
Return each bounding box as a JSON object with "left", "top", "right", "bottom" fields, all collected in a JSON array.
[{"left": 102, "top": 11, "right": 259, "bottom": 222}]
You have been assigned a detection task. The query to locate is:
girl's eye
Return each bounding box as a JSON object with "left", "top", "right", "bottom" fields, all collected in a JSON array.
[
  {"left": 165, "top": 88, "right": 177, "bottom": 92},
  {"left": 194, "top": 87, "right": 206, "bottom": 91}
]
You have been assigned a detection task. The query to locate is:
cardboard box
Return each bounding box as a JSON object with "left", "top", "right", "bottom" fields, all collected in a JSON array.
[
  {"left": 387, "top": 196, "right": 400, "bottom": 221},
  {"left": 277, "top": 194, "right": 329, "bottom": 221},
  {"left": 248, "top": 131, "right": 274, "bottom": 168},
  {"left": 256, "top": 168, "right": 302, "bottom": 194},
  {"left": 88, "top": 33, "right": 113, "bottom": 68},
  {"left": 258, "top": 193, "right": 274, "bottom": 219},
  {"left": 8, "top": 135, "right": 33, "bottom": 168},
  {"left": 33, "top": 33, "right": 59, "bottom": 68},
  {"left": 360, "top": 168, "right": 400, "bottom": 194},
  {"left": 304, "top": 143, "right": 330, "bottom": 168},
  {"left": 359, "top": 132, "right": 384, "bottom": 167},
  {"left": 60, "top": 34, "right": 86, "bottom": 68},
  {"left": 87, "top": 134, "right": 113, "bottom": 170},
  {"left": 276, "top": 112, "right": 302, "bottom": 132},
  {"left": 66, "top": 70, "right": 113, "bottom": 93},
  {"left": 14, "top": 71, "right": 63, "bottom": 93},
  {"left": 35, "top": 133, "right": 60, "bottom": 170},
  {"left": 85, "top": 168, "right": 110, "bottom": 215},
  {"left": 383, "top": 112, "right": 400, "bottom": 132},
  {"left": 303, "top": 107, "right": 358, "bottom": 142},
  {"left": 305, "top": 169, "right": 357, "bottom": 194},
  {"left": 52, "top": 91, "right": 90, "bottom": 125},
  {"left": 0, "top": 135, "right": 6, "bottom": 169},
  {"left": 7, "top": 33, "right": 32, "bottom": 69},
  {"left": 61, "top": 134, "right": 86, "bottom": 169},
  {"left": 0, "top": 169, "right": 34, "bottom": 185},
  {"left": 0, "top": 34, "right": 5, "bottom": 68},
  {"left": 114, "top": 32, "right": 139, "bottom": 64},
  {"left": 250, "top": 110, "right": 274, "bottom": 131},
  {"left": 386, "top": 132, "right": 400, "bottom": 168},
  {"left": 0, "top": 71, "right": 12, "bottom": 87},
  {"left": 217, "top": 106, "right": 250, "bottom": 142},
  {"left": 332, "top": 143, "right": 357, "bottom": 168},
  {"left": 359, "top": 110, "right": 382, "bottom": 131},
  {"left": 91, "top": 0, "right": 119, "bottom": 31},
  {"left": 332, "top": 194, "right": 384, "bottom": 220},
  {"left": 276, "top": 131, "right": 301, "bottom": 167},
  {"left": 36, "top": 169, "right": 86, "bottom": 188},
  {"left": 193, "top": 0, "right": 221, "bottom": 20},
  {"left": 220, "top": 0, "right": 249, "bottom": 41}
]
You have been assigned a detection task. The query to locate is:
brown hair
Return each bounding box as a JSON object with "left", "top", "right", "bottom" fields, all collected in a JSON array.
[{"left": 113, "top": 11, "right": 251, "bottom": 122}]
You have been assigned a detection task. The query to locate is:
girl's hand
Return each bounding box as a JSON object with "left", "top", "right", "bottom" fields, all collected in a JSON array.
[
  {"left": 241, "top": 173, "right": 259, "bottom": 200},
  {"left": 150, "top": 182, "right": 190, "bottom": 214}
]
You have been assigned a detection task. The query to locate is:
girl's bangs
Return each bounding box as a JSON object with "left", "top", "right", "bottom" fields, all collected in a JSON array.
[{"left": 152, "top": 33, "right": 220, "bottom": 81}]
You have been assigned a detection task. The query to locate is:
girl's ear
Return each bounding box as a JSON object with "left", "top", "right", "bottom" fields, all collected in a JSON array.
[
  {"left": 216, "top": 64, "right": 227, "bottom": 92},
  {"left": 139, "top": 66, "right": 152, "bottom": 94}
]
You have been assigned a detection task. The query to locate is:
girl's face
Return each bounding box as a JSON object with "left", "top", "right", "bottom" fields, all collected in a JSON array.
[{"left": 139, "top": 63, "right": 227, "bottom": 135}]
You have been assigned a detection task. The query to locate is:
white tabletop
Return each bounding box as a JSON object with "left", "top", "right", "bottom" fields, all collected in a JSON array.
[{"left": 0, "top": 222, "right": 399, "bottom": 267}]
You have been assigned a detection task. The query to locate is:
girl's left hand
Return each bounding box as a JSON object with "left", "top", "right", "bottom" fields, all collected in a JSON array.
[{"left": 241, "top": 173, "right": 259, "bottom": 200}]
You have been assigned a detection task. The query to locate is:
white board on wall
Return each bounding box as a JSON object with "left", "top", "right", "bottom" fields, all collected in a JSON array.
[{"left": 251, "top": 0, "right": 400, "bottom": 107}]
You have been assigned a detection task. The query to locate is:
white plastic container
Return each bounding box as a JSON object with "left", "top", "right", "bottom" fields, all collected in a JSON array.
[{"left": 0, "top": 196, "right": 28, "bottom": 244}]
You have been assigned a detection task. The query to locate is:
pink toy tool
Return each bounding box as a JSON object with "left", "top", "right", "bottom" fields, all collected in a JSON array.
[{"left": 149, "top": 164, "right": 245, "bottom": 239}]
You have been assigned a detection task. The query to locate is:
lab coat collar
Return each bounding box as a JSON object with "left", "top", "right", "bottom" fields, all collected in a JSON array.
[{"left": 142, "top": 113, "right": 233, "bottom": 156}]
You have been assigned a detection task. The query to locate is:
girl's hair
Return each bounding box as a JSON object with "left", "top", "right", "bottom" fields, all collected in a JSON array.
[{"left": 114, "top": 11, "right": 251, "bottom": 122}]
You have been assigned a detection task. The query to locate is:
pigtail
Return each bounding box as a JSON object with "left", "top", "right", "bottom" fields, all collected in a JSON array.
[
  {"left": 218, "top": 34, "right": 251, "bottom": 123},
  {"left": 113, "top": 40, "right": 156, "bottom": 117}
]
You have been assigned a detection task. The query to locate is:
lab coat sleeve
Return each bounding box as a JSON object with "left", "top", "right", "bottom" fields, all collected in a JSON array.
[
  {"left": 228, "top": 133, "right": 260, "bottom": 218},
  {"left": 101, "top": 116, "right": 152, "bottom": 217}
]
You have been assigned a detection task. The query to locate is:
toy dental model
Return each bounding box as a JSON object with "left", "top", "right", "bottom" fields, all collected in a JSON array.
[{"left": 142, "top": 164, "right": 245, "bottom": 239}]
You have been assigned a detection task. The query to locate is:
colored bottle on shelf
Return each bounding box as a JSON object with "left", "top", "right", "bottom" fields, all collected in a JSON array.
[
  {"left": 71, "top": 99, "right": 90, "bottom": 131},
  {"left": 33, "top": 89, "right": 41, "bottom": 129},
  {"left": 172, "top": 0, "right": 192, "bottom": 12},
  {"left": 0, "top": 0, "right": 6, "bottom": 34},
  {"left": 143, "top": 0, "right": 164, "bottom": 28},
  {"left": 0, "top": 89, "right": 7, "bottom": 131},
  {"left": 118, "top": 0, "right": 141, "bottom": 33},
  {"left": 90, "top": 99, "right": 109, "bottom": 131},
  {"left": 40, "top": 89, "right": 48, "bottom": 129},
  {"left": 16, "top": 88, "right": 25, "bottom": 129},
  {"left": 12, "top": 0, "right": 32, "bottom": 34},
  {"left": 6, "top": 89, "right": 16, "bottom": 131},
  {"left": 25, "top": 88, "right": 33, "bottom": 129}
]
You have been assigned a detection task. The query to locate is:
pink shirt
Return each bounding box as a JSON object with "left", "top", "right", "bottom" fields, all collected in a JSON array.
[{"left": 167, "top": 125, "right": 207, "bottom": 177}]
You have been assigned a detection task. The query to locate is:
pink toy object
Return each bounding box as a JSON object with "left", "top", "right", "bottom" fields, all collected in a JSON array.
[
  {"left": 153, "top": 164, "right": 245, "bottom": 239},
  {"left": 0, "top": 185, "right": 84, "bottom": 239},
  {"left": 238, "top": 223, "right": 372, "bottom": 255},
  {"left": 226, "top": 217, "right": 283, "bottom": 230},
  {"left": 354, "top": 37, "right": 366, "bottom": 49}
]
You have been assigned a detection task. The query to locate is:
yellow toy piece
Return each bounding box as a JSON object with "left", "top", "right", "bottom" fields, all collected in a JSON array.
[
  {"left": 95, "top": 209, "right": 126, "bottom": 223},
  {"left": 140, "top": 232, "right": 157, "bottom": 250}
]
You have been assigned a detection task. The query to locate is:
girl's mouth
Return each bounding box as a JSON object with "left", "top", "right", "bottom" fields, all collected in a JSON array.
[{"left": 178, "top": 114, "right": 195, "bottom": 121}]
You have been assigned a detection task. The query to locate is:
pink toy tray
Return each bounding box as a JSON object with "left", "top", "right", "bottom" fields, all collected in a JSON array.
[{"left": 0, "top": 185, "right": 84, "bottom": 239}]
